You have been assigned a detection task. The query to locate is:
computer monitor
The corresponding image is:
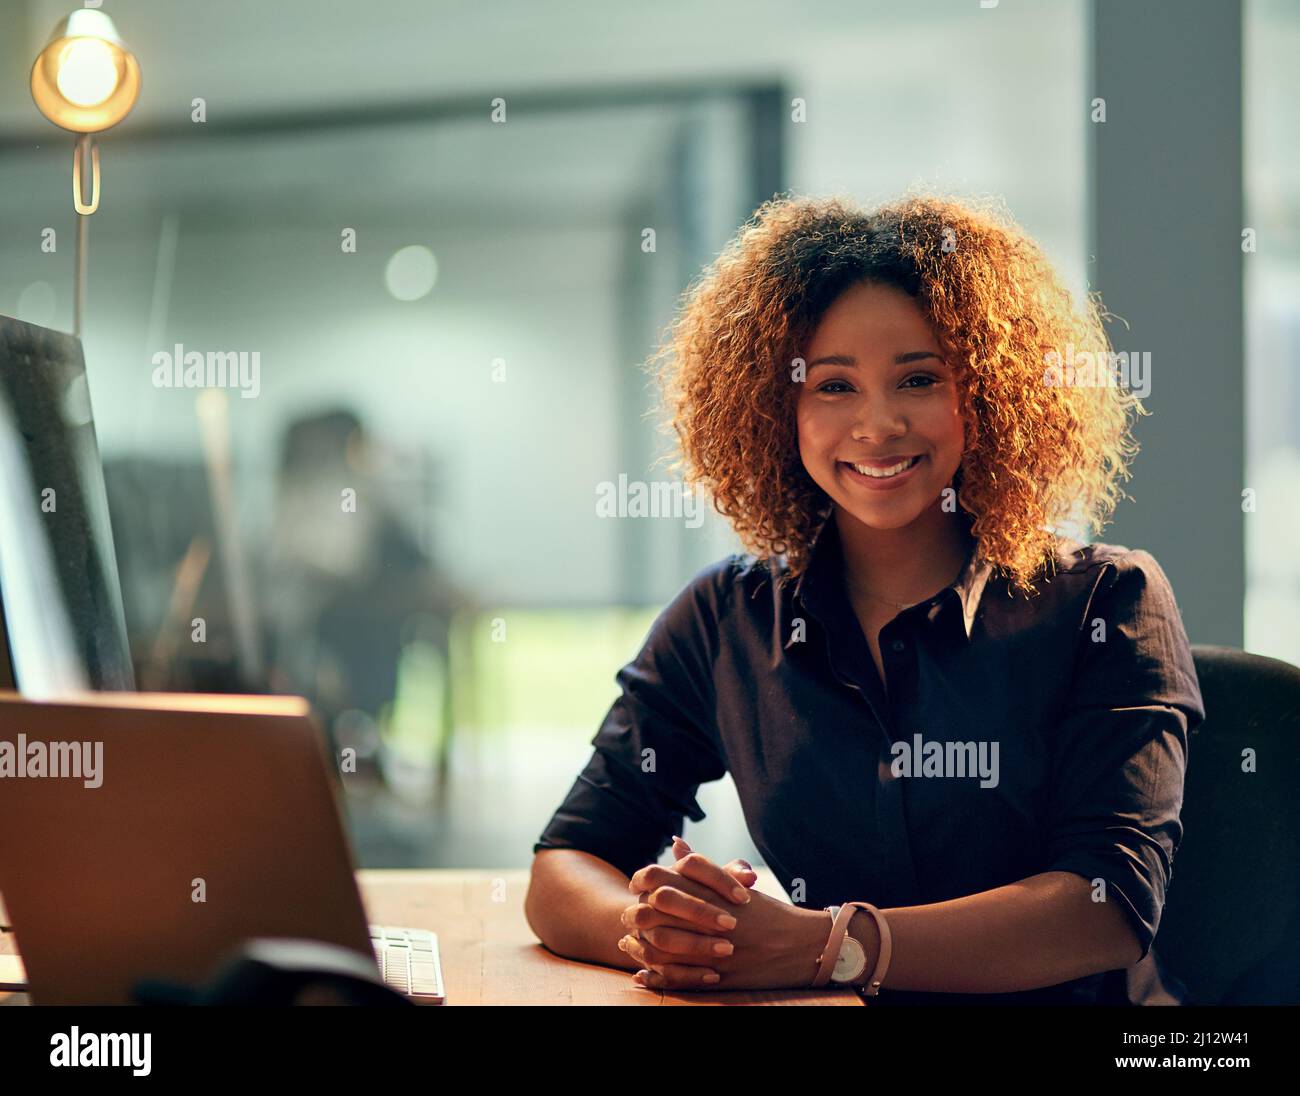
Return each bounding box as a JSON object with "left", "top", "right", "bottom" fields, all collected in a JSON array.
[{"left": 0, "top": 314, "right": 134, "bottom": 694}]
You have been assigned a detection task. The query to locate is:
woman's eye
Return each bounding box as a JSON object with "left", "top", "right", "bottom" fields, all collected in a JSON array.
[{"left": 816, "top": 375, "right": 937, "bottom": 394}]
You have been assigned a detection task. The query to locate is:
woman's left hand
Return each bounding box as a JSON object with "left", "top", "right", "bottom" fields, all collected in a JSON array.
[{"left": 622, "top": 843, "right": 832, "bottom": 991}]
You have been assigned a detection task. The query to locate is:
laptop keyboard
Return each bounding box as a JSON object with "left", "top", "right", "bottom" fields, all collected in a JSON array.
[{"left": 369, "top": 925, "right": 444, "bottom": 1001}]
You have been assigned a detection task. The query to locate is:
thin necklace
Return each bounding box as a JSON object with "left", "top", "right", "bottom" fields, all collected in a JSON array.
[
  {"left": 844, "top": 557, "right": 968, "bottom": 611},
  {"left": 844, "top": 581, "right": 921, "bottom": 611}
]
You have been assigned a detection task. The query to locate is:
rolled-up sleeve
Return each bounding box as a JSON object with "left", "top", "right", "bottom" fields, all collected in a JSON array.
[
  {"left": 1043, "top": 549, "right": 1206, "bottom": 962},
  {"left": 532, "top": 560, "right": 733, "bottom": 879}
]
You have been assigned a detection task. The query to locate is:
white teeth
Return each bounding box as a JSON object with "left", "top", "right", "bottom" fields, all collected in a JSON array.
[{"left": 850, "top": 456, "right": 919, "bottom": 479}]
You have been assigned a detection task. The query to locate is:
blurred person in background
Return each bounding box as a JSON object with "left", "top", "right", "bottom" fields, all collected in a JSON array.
[{"left": 262, "top": 408, "right": 460, "bottom": 775}]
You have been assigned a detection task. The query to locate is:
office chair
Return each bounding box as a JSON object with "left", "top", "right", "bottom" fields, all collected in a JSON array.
[{"left": 1154, "top": 644, "right": 1300, "bottom": 1004}]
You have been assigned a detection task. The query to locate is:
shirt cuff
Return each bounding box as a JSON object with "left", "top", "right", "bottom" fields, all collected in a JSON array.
[{"left": 1046, "top": 852, "right": 1161, "bottom": 963}]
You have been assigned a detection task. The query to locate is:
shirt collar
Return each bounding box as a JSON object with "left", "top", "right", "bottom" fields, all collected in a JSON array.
[{"left": 784, "top": 508, "right": 993, "bottom": 648}]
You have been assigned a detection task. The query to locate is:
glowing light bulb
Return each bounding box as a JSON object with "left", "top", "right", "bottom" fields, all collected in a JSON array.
[{"left": 55, "top": 39, "right": 119, "bottom": 108}]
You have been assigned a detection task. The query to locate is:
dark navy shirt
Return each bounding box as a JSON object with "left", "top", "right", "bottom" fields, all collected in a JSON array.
[{"left": 534, "top": 509, "right": 1205, "bottom": 1004}]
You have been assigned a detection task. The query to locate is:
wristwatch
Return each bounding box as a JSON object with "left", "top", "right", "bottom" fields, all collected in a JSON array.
[
  {"left": 813, "top": 901, "right": 893, "bottom": 993},
  {"left": 824, "top": 905, "right": 868, "bottom": 984}
]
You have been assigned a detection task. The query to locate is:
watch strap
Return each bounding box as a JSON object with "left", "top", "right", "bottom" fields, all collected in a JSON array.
[
  {"left": 811, "top": 904, "right": 857, "bottom": 987},
  {"left": 811, "top": 901, "right": 893, "bottom": 994},
  {"left": 842, "top": 901, "right": 893, "bottom": 997}
]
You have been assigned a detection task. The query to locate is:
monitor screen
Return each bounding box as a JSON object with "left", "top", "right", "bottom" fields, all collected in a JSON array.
[{"left": 0, "top": 315, "right": 134, "bottom": 695}]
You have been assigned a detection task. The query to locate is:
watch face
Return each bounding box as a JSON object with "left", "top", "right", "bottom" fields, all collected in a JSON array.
[{"left": 832, "top": 935, "right": 867, "bottom": 983}]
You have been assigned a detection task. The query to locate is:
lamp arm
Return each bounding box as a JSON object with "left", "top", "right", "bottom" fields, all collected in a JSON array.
[{"left": 72, "top": 134, "right": 98, "bottom": 338}]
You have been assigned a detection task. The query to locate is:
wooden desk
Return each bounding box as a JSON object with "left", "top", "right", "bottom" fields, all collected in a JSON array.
[{"left": 0, "top": 869, "right": 861, "bottom": 1006}]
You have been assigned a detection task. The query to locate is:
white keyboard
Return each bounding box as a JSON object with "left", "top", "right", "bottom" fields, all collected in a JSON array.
[{"left": 369, "top": 925, "right": 445, "bottom": 1003}]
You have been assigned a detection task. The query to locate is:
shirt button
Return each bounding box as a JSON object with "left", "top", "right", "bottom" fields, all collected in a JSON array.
[{"left": 891, "top": 639, "right": 906, "bottom": 652}]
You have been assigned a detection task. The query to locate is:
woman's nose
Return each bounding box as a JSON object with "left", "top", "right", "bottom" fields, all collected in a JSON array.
[{"left": 850, "top": 394, "right": 907, "bottom": 441}]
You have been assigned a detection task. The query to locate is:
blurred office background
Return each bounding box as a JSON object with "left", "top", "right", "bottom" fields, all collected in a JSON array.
[{"left": 0, "top": 0, "right": 1292, "bottom": 868}]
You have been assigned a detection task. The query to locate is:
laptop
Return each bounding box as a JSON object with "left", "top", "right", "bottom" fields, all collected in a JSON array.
[
  {"left": 0, "top": 314, "right": 134, "bottom": 696},
  {"left": 0, "top": 689, "right": 445, "bottom": 1004}
]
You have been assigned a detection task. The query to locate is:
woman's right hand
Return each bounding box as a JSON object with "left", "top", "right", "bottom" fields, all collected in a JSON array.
[
  {"left": 669, "top": 834, "right": 758, "bottom": 893},
  {"left": 618, "top": 841, "right": 757, "bottom": 985}
]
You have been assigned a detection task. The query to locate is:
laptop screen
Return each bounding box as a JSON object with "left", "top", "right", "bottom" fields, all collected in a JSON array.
[{"left": 0, "top": 315, "right": 134, "bottom": 695}]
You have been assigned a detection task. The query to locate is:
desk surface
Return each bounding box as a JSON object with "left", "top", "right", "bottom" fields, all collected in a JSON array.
[{"left": 1, "top": 869, "right": 860, "bottom": 1006}]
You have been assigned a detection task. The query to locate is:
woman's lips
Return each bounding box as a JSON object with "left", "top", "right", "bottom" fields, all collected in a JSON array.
[{"left": 839, "top": 454, "right": 924, "bottom": 490}]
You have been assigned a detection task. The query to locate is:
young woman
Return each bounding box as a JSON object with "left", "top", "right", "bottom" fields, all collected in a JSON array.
[{"left": 524, "top": 194, "right": 1205, "bottom": 1004}]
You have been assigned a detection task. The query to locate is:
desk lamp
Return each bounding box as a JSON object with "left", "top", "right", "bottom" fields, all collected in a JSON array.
[{"left": 30, "top": 9, "right": 141, "bottom": 336}]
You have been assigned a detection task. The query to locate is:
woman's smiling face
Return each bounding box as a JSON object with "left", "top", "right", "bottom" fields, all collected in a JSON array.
[{"left": 796, "top": 280, "right": 966, "bottom": 532}]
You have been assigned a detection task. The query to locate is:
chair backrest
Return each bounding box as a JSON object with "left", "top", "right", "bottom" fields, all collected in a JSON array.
[{"left": 1155, "top": 645, "right": 1300, "bottom": 1004}]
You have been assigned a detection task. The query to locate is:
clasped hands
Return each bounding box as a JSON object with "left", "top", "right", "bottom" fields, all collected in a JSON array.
[{"left": 617, "top": 836, "right": 833, "bottom": 991}]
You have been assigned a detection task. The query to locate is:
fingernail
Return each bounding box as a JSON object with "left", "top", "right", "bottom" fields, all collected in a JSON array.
[
  {"left": 717, "top": 913, "right": 737, "bottom": 929},
  {"left": 713, "top": 940, "right": 734, "bottom": 956},
  {"left": 731, "top": 886, "right": 750, "bottom": 903},
  {"left": 738, "top": 860, "right": 754, "bottom": 873},
  {"left": 702, "top": 972, "right": 720, "bottom": 984}
]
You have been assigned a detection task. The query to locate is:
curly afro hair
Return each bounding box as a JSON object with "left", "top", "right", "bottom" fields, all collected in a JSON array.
[{"left": 648, "top": 192, "right": 1148, "bottom": 597}]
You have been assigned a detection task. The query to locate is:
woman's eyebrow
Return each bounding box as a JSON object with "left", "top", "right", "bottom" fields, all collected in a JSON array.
[{"left": 806, "top": 351, "right": 945, "bottom": 368}]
